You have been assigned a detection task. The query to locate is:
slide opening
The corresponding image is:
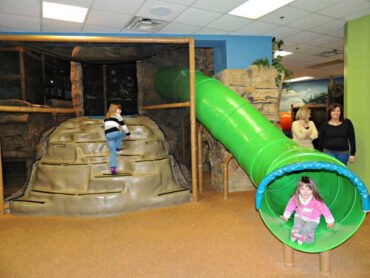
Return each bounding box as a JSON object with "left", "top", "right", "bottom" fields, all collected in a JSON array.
[{"left": 258, "top": 165, "right": 366, "bottom": 253}]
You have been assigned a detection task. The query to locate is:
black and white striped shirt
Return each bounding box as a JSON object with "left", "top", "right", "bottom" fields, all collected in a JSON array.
[{"left": 104, "top": 114, "right": 131, "bottom": 136}]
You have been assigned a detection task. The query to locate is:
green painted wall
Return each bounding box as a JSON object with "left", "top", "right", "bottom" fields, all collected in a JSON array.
[{"left": 345, "top": 15, "right": 370, "bottom": 189}]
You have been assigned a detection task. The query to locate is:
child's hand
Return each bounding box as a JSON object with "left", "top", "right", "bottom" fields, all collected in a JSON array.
[
  {"left": 327, "top": 222, "right": 335, "bottom": 229},
  {"left": 126, "top": 136, "right": 132, "bottom": 140},
  {"left": 280, "top": 215, "right": 288, "bottom": 222}
]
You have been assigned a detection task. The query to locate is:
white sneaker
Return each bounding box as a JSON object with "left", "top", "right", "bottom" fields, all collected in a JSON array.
[{"left": 297, "top": 235, "right": 305, "bottom": 245}]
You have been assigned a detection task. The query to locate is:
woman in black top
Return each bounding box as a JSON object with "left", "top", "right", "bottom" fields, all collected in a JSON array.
[{"left": 318, "top": 103, "right": 356, "bottom": 165}]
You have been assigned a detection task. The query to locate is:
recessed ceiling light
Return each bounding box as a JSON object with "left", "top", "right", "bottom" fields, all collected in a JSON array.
[
  {"left": 150, "top": 6, "right": 172, "bottom": 17},
  {"left": 274, "top": 50, "right": 293, "bottom": 58},
  {"left": 229, "top": 0, "right": 296, "bottom": 19},
  {"left": 42, "top": 1, "right": 88, "bottom": 23},
  {"left": 285, "top": 76, "right": 314, "bottom": 83}
]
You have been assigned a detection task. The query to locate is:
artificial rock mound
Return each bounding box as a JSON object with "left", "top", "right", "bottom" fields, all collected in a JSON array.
[{"left": 10, "top": 116, "right": 190, "bottom": 216}]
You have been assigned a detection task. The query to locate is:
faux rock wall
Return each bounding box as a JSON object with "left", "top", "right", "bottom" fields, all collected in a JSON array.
[{"left": 209, "top": 65, "right": 283, "bottom": 192}]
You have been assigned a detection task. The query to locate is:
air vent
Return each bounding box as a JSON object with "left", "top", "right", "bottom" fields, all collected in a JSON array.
[
  {"left": 124, "top": 16, "right": 168, "bottom": 32},
  {"left": 318, "top": 49, "right": 343, "bottom": 58}
]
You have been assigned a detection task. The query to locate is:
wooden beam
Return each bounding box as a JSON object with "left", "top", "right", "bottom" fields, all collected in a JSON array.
[
  {"left": 0, "top": 35, "right": 191, "bottom": 45},
  {"left": 0, "top": 105, "right": 77, "bottom": 114},
  {"left": 0, "top": 74, "right": 21, "bottom": 80},
  {"left": 140, "top": 102, "right": 190, "bottom": 110}
]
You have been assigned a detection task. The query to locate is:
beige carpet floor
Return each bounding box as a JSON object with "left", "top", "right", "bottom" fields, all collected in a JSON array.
[{"left": 0, "top": 173, "right": 369, "bottom": 278}]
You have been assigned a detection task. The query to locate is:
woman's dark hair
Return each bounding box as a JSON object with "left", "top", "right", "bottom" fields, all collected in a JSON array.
[{"left": 327, "top": 103, "right": 344, "bottom": 121}]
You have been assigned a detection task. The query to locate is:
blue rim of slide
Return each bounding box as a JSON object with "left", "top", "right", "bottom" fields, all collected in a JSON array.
[{"left": 255, "top": 161, "right": 370, "bottom": 212}]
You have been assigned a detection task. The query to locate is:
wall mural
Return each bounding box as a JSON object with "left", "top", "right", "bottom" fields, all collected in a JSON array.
[
  {"left": 280, "top": 77, "right": 343, "bottom": 112},
  {"left": 279, "top": 77, "right": 344, "bottom": 136}
]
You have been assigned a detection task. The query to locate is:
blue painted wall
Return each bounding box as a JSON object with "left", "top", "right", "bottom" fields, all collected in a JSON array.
[{"left": 0, "top": 32, "right": 272, "bottom": 73}]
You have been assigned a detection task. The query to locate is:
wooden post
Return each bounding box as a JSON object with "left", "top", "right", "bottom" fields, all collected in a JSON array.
[
  {"left": 103, "top": 64, "right": 108, "bottom": 114},
  {"left": 0, "top": 140, "right": 4, "bottom": 216},
  {"left": 189, "top": 37, "right": 198, "bottom": 202},
  {"left": 283, "top": 244, "right": 294, "bottom": 267},
  {"left": 19, "top": 47, "right": 27, "bottom": 101},
  {"left": 320, "top": 251, "right": 331, "bottom": 274},
  {"left": 223, "top": 154, "right": 233, "bottom": 199},
  {"left": 41, "top": 54, "right": 47, "bottom": 105},
  {"left": 181, "top": 113, "right": 189, "bottom": 165},
  {"left": 197, "top": 124, "right": 204, "bottom": 193}
]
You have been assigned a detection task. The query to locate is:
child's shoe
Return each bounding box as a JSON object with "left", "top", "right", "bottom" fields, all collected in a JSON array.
[
  {"left": 297, "top": 235, "right": 305, "bottom": 245},
  {"left": 111, "top": 167, "right": 117, "bottom": 175},
  {"left": 290, "top": 231, "right": 297, "bottom": 242},
  {"left": 306, "top": 233, "right": 314, "bottom": 244}
]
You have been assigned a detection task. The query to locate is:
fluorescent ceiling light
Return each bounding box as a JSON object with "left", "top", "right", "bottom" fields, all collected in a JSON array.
[
  {"left": 229, "top": 0, "right": 296, "bottom": 19},
  {"left": 274, "top": 50, "right": 293, "bottom": 58},
  {"left": 285, "top": 76, "right": 314, "bottom": 83},
  {"left": 42, "top": 1, "right": 88, "bottom": 23}
]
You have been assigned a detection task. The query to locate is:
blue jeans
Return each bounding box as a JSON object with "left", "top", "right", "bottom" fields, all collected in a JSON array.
[
  {"left": 106, "top": 131, "right": 125, "bottom": 168},
  {"left": 325, "top": 151, "right": 349, "bottom": 165}
]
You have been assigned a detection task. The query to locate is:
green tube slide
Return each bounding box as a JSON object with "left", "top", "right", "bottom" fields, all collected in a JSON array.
[{"left": 155, "top": 67, "right": 370, "bottom": 253}]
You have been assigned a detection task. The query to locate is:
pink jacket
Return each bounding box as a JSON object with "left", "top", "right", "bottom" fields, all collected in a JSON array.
[{"left": 283, "top": 195, "right": 334, "bottom": 224}]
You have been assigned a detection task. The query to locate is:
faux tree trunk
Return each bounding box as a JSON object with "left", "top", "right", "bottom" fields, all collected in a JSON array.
[{"left": 70, "top": 61, "right": 84, "bottom": 117}]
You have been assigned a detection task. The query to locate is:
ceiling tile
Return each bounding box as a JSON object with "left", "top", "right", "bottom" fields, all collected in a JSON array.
[
  {"left": 321, "top": 39, "right": 344, "bottom": 50},
  {"left": 259, "top": 6, "right": 310, "bottom": 25},
  {"left": 233, "top": 21, "right": 278, "bottom": 36},
  {"left": 285, "top": 13, "right": 334, "bottom": 30},
  {"left": 331, "top": 29, "right": 345, "bottom": 39},
  {"left": 206, "top": 14, "right": 252, "bottom": 31},
  {"left": 288, "top": 0, "right": 343, "bottom": 12},
  {"left": 93, "top": 0, "right": 145, "bottom": 15},
  {"left": 158, "top": 22, "right": 200, "bottom": 34},
  {"left": 194, "top": 27, "right": 227, "bottom": 35},
  {"left": 82, "top": 24, "right": 122, "bottom": 33},
  {"left": 294, "top": 46, "right": 334, "bottom": 56},
  {"left": 343, "top": 8, "right": 370, "bottom": 20},
  {"left": 0, "top": 13, "right": 40, "bottom": 30},
  {"left": 159, "top": 0, "right": 197, "bottom": 6},
  {"left": 0, "top": 0, "right": 40, "bottom": 17},
  {"left": 85, "top": 10, "right": 132, "bottom": 28},
  {"left": 192, "top": 0, "right": 247, "bottom": 13},
  {"left": 306, "top": 35, "right": 343, "bottom": 47},
  {"left": 42, "top": 18, "right": 83, "bottom": 32},
  {"left": 120, "top": 29, "right": 147, "bottom": 34},
  {"left": 262, "top": 26, "right": 302, "bottom": 40},
  {"left": 309, "top": 19, "right": 346, "bottom": 35},
  {"left": 173, "top": 7, "right": 222, "bottom": 26},
  {"left": 284, "top": 31, "right": 323, "bottom": 44},
  {"left": 317, "top": 0, "right": 370, "bottom": 18},
  {"left": 135, "top": 0, "right": 188, "bottom": 21},
  {"left": 283, "top": 40, "right": 317, "bottom": 52}
]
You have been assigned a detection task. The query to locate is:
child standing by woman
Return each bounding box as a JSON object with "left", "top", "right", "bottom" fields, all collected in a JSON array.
[
  {"left": 280, "top": 176, "right": 335, "bottom": 245},
  {"left": 104, "top": 104, "right": 131, "bottom": 175}
]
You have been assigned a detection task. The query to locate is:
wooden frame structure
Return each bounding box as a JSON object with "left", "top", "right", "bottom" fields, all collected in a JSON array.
[{"left": 0, "top": 34, "right": 198, "bottom": 202}]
